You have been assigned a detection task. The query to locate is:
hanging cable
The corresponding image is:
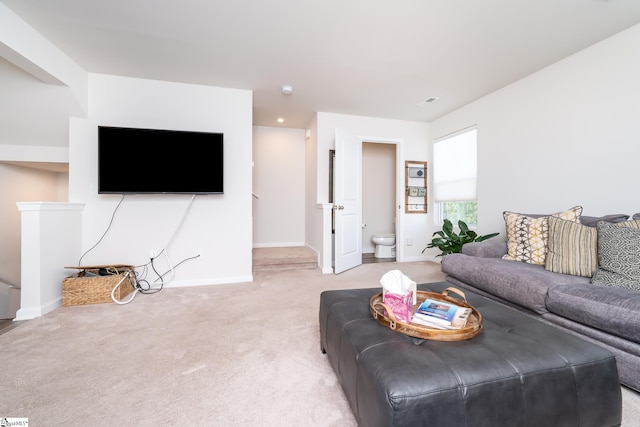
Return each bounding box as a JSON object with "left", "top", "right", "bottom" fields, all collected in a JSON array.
[
  {"left": 78, "top": 194, "right": 125, "bottom": 266},
  {"left": 100, "top": 194, "right": 199, "bottom": 303},
  {"left": 152, "top": 253, "right": 201, "bottom": 284},
  {"left": 149, "top": 194, "right": 197, "bottom": 285},
  {"left": 165, "top": 194, "right": 196, "bottom": 250}
]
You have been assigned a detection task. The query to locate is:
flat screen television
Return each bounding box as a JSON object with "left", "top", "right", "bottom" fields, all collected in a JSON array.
[{"left": 98, "top": 126, "right": 224, "bottom": 194}]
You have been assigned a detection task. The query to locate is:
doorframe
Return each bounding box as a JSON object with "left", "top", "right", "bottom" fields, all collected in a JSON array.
[
  {"left": 328, "top": 133, "right": 405, "bottom": 272},
  {"left": 357, "top": 135, "right": 404, "bottom": 262}
]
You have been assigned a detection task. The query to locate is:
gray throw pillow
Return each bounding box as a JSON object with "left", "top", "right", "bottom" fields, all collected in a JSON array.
[{"left": 592, "top": 221, "right": 640, "bottom": 291}]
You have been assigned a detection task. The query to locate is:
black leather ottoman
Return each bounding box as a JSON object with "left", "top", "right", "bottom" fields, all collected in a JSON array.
[{"left": 319, "top": 282, "right": 622, "bottom": 427}]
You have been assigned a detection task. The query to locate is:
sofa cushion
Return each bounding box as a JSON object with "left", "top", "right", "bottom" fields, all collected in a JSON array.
[
  {"left": 502, "top": 206, "right": 582, "bottom": 265},
  {"left": 441, "top": 253, "right": 589, "bottom": 314},
  {"left": 545, "top": 217, "right": 598, "bottom": 277},
  {"left": 461, "top": 240, "right": 507, "bottom": 258},
  {"left": 592, "top": 220, "right": 640, "bottom": 291},
  {"left": 546, "top": 282, "right": 640, "bottom": 343},
  {"left": 580, "top": 214, "right": 629, "bottom": 227}
]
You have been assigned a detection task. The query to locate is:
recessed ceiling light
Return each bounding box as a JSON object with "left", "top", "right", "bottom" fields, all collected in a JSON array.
[
  {"left": 281, "top": 85, "right": 294, "bottom": 95},
  {"left": 277, "top": 117, "right": 285, "bottom": 123}
]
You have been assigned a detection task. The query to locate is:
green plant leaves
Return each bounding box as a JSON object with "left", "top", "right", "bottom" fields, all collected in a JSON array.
[{"left": 423, "top": 219, "right": 499, "bottom": 257}]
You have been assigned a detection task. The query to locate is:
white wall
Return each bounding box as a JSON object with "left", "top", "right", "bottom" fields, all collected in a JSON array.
[
  {"left": 304, "top": 116, "right": 328, "bottom": 267},
  {"left": 68, "top": 74, "right": 253, "bottom": 286},
  {"left": 311, "top": 113, "right": 431, "bottom": 266},
  {"left": 430, "top": 23, "right": 640, "bottom": 238},
  {"left": 362, "top": 142, "right": 396, "bottom": 253},
  {"left": 252, "top": 126, "right": 306, "bottom": 247}
]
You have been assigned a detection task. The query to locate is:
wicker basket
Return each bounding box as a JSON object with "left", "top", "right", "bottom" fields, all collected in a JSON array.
[{"left": 63, "top": 265, "right": 135, "bottom": 306}]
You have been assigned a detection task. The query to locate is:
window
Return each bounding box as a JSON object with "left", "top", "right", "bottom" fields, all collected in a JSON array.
[{"left": 433, "top": 127, "right": 477, "bottom": 226}]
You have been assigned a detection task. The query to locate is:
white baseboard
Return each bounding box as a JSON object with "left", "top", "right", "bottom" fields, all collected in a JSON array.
[{"left": 15, "top": 297, "right": 61, "bottom": 321}]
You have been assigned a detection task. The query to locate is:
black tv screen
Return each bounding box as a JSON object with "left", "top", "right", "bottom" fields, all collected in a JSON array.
[{"left": 98, "top": 126, "right": 223, "bottom": 194}]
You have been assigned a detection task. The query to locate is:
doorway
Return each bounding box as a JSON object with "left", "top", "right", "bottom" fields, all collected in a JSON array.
[
  {"left": 330, "top": 136, "right": 400, "bottom": 272},
  {"left": 362, "top": 142, "right": 396, "bottom": 263}
]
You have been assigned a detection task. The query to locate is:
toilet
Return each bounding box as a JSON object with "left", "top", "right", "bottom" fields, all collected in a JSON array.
[{"left": 372, "top": 234, "right": 396, "bottom": 258}]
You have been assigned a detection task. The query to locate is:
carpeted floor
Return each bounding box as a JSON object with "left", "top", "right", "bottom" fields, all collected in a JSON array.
[{"left": 1, "top": 261, "right": 639, "bottom": 426}]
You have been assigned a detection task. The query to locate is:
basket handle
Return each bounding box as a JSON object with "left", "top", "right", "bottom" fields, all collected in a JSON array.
[
  {"left": 442, "top": 287, "right": 467, "bottom": 302},
  {"left": 372, "top": 301, "right": 397, "bottom": 330}
]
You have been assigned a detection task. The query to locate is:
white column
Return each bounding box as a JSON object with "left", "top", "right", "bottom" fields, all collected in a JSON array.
[{"left": 15, "top": 202, "right": 84, "bottom": 320}]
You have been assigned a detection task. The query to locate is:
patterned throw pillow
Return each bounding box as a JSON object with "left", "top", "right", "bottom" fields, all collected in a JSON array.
[
  {"left": 545, "top": 216, "right": 597, "bottom": 277},
  {"left": 616, "top": 219, "right": 640, "bottom": 229},
  {"left": 502, "top": 206, "right": 582, "bottom": 265},
  {"left": 592, "top": 220, "right": 640, "bottom": 291}
]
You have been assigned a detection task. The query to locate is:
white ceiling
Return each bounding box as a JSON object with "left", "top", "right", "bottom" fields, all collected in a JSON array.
[{"left": 3, "top": 0, "right": 640, "bottom": 135}]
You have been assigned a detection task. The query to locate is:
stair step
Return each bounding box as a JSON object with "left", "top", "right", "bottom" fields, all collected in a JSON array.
[
  {"left": 253, "top": 261, "right": 317, "bottom": 272},
  {"left": 252, "top": 247, "right": 317, "bottom": 272}
]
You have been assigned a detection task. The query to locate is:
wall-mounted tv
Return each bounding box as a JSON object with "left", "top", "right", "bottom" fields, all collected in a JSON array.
[{"left": 98, "top": 126, "right": 223, "bottom": 194}]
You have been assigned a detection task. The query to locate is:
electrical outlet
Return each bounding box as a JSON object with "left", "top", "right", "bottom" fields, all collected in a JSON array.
[
  {"left": 406, "top": 238, "right": 413, "bottom": 246},
  {"left": 149, "top": 249, "right": 156, "bottom": 259}
]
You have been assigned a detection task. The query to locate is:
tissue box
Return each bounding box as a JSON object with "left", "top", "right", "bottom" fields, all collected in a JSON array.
[
  {"left": 383, "top": 283, "right": 417, "bottom": 305},
  {"left": 381, "top": 270, "right": 417, "bottom": 305}
]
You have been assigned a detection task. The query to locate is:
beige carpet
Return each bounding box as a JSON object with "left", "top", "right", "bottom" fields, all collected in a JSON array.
[{"left": 1, "top": 261, "right": 639, "bottom": 426}]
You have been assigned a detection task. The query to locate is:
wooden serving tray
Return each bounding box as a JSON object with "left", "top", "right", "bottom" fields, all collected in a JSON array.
[{"left": 370, "top": 287, "right": 483, "bottom": 341}]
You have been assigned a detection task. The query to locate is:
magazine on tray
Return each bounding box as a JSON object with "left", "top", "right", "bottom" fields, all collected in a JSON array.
[{"left": 412, "top": 298, "right": 472, "bottom": 329}]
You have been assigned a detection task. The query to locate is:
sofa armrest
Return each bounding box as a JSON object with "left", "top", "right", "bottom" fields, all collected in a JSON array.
[{"left": 461, "top": 240, "right": 507, "bottom": 258}]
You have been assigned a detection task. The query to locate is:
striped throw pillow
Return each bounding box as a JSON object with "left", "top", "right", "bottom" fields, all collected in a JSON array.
[
  {"left": 545, "top": 216, "right": 598, "bottom": 277},
  {"left": 616, "top": 219, "right": 640, "bottom": 229}
]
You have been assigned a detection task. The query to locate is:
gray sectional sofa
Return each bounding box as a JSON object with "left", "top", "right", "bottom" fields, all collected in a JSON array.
[{"left": 441, "top": 214, "right": 640, "bottom": 392}]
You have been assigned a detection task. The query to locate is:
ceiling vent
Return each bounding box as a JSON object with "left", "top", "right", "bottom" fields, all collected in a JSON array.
[{"left": 417, "top": 97, "right": 439, "bottom": 106}]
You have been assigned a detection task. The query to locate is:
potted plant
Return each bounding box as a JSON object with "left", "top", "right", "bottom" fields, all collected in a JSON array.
[{"left": 423, "top": 219, "right": 499, "bottom": 257}]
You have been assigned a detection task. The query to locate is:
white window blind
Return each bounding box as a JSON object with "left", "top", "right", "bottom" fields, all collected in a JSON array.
[{"left": 433, "top": 127, "right": 477, "bottom": 202}]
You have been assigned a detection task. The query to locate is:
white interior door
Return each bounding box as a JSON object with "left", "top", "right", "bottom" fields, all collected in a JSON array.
[{"left": 334, "top": 129, "right": 363, "bottom": 273}]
